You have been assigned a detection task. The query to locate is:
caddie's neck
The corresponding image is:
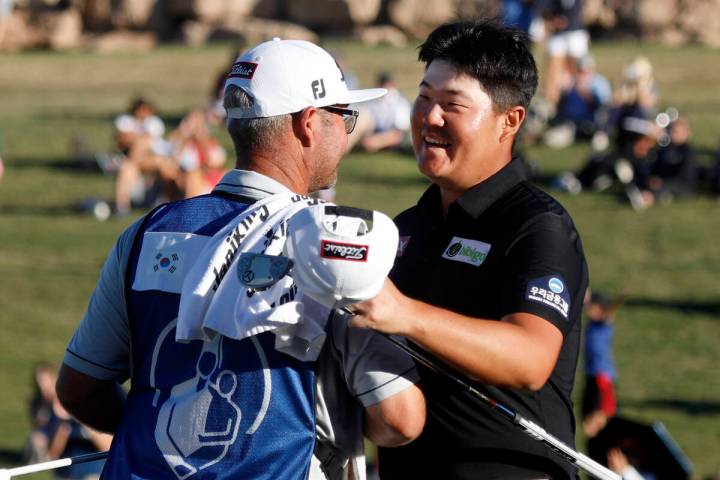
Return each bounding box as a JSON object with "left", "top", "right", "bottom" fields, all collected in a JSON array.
[{"left": 235, "top": 121, "right": 315, "bottom": 195}]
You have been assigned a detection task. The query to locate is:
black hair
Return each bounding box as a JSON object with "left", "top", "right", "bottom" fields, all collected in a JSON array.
[
  {"left": 377, "top": 71, "right": 393, "bottom": 85},
  {"left": 129, "top": 96, "right": 154, "bottom": 115},
  {"left": 590, "top": 292, "right": 611, "bottom": 308},
  {"left": 418, "top": 20, "right": 538, "bottom": 112}
]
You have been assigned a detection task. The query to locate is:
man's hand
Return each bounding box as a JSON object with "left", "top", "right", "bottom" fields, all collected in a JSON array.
[{"left": 347, "top": 278, "right": 416, "bottom": 336}]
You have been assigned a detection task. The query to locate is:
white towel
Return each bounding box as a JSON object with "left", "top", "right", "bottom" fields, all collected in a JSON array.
[{"left": 176, "top": 192, "right": 331, "bottom": 361}]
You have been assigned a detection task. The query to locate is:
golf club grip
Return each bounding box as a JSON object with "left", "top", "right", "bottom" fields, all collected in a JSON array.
[
  {"left": 4, "top": 452, "right": 108, "bottom": 477},
  {"left": 375, "top": 331, "right": 620, "bottom": 480}
]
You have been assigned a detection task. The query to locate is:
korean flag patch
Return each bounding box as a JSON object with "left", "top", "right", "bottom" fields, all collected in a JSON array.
[{"left": 526, "top": 275, "right": 571, "bottom": 319}]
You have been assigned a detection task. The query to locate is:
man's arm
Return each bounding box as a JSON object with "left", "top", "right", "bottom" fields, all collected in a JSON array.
[
  {"left": 363, "top": 383, "right": 425, "bottom": 447},
  {"left": 328, "top": 311, "right": 426, "bottom": 447},
  {"left": 56, "top": 364, "right": 125, "bottom": 434},
  {"left": 360, "top": 129, "right": 405, "bottom": 152},
  {"left": 349, "top": 280, "right": 562, "bottom": 390}
]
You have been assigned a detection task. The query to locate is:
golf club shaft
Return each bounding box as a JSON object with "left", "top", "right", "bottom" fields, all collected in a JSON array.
[
  {"left": 368, "top": 325, "right": 621, "bottom": 480},
  {"left": 1, "top": 452, "right": 108, "bottom": 478}
]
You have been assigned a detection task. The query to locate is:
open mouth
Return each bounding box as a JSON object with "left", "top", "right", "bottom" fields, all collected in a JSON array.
[{"left": 424, "top": 135, "right": 451, "bottom": 149}]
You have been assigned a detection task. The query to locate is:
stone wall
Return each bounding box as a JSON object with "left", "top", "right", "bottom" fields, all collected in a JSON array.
[{"left": 2, "top": 0, "right": 719, "bottom": 52}]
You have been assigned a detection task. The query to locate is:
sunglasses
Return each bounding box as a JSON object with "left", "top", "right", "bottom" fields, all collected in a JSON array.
[{"left": 320, "top": 106, "right": 359, "bottom": 134}]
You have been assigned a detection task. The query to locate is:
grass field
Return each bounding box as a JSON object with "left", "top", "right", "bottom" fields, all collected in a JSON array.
[{"left": 1, "top": 38, "right": 719, "bottom": 478}]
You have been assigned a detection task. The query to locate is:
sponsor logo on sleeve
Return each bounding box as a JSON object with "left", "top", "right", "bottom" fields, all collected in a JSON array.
[
  {"left": 321, "top": 240, "right": 369, "bottom": 262},
  {"left": 441, "top": 236, "right": 491, "bottom": 267},
  {"left": 227, "top": 62, "right": 258, "bottom": 80},
  {"left": 526, "top": 275, "right": 571, "bottom": 319}
]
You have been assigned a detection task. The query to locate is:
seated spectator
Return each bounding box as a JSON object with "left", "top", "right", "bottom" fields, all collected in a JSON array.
[
  {"left": 557, "top": 115, "right": 658, "bottom": 208},
  {"left": 47, "top": 402, "right": 112, "bottom": 479},
  {"left": 98, "top": 97, "right": 165, "bottom": 175},
  {"left": 24, "top": 363, "right": 112, "bottom": 479},
  {"left": 169, "top": 108, "right": 228, "bottom": 198},
  {"left": 348, "top": 72, "right": 411, "bottom": 153},
  {"left": 114, "top": 107, "right": 227, "bottom": 215},
  {"left": 24, "top": 363, "right": 57, "bottom": 463},
  {"left": 645, "top": 117, "right": 698, "bottom": 202},
  {"left": 543, "top": 54, "right": 612, "bottom": 148},
  {"left": 596, "top": 56, "right": 659, "bottom": 154}
]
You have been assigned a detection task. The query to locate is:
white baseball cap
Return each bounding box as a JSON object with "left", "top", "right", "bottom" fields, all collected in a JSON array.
[
  {"left": 224, "top": 38, "right": 387, "bottom": 119},
  {"left": 285, "top": 205, "right": 399, "bottom": 309}
]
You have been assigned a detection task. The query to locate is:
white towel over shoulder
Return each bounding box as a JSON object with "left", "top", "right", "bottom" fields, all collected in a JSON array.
[{"left": 176, "top": 192, "right": 331, "bottom": 361}]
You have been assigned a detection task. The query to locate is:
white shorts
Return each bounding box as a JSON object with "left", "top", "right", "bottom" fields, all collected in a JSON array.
[{"left": 547, "top": 29, "right": 589, "bottom": 58}]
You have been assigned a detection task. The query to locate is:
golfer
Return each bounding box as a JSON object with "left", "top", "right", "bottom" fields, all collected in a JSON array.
[
  {"left": 349, "top": 20, "right": 588, "bottom": 479},
  {"left": 56, "top": 39, "right": 424, "bottom": 479}
]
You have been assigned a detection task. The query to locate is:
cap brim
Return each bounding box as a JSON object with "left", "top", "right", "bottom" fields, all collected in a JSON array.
[{"left": 343, "top": 87, "right": 387, "bottom": 105}]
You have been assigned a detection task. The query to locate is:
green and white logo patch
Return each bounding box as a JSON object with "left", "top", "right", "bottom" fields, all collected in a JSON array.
[{"left": 442, "top": 236, "right": 491, "bottom": 267}]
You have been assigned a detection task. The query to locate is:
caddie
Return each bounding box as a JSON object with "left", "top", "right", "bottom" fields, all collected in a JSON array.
[{"left": 57, "top": 38, "right": 424, "bottom": 480}]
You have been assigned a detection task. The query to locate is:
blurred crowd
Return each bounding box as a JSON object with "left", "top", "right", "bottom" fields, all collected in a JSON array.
[
  {"left": 503, "top": 0, "right": 720, "bottom": 211},
  {"left": 48, "top": 0, "right": 716, "bottom": 220}
]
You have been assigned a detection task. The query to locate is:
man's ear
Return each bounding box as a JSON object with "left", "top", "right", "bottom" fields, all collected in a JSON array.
[
  {"left": 291, "top": 107, "right": 319, "bottom": 148},
  {"left": 499, "top": 106, "right": 526, "bottom": 144}
]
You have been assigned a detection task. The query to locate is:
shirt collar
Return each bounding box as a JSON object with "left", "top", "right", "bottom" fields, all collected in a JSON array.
[
  {"left": 212, "top": 169, "right": 295, "bottom": 199},
  {"left": 455, "top": 157, "right": 527, "bottom": 219},
  {"left": 418, "top": 157, "right": 527, "bottom": 220}
]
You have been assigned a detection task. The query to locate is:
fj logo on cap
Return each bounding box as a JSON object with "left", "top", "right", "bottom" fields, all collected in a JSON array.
[
  {"left": 311, "top": 79, "right": 326, "bottom": 99},
  {"left": 228, "top": 62, "right": 258, "bottom": 80},
  {"left": 321, "top": 240, "right": 368, "bottom": 261},
  {"left": 441, "top": 237, "right": 491, "bottom": 267}
]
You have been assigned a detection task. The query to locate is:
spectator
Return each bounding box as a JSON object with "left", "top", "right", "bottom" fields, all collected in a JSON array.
[
  {"left": 502, "top": 0, "right": 536, "bottom": 34},
  {"left": 45, "top": 404, "right": 112, "bottom": 480},
  {"left": 24, "top": 363, "right": 57, "bottom": 463},
  {"left": 24, "top": 363, "right": 112, "bottom": 479},
  {"left": 111, "top": 97, "right": 165, "bottom": 161},
  {"left": 645, "top": 117, "right": 698, "bottom": 203},
  {"left": 556, "top": 114, "right": 658, "bottom": 204},
  {"left": 544, "top": 54, "right": 612, "bottom": 148},
  {"left": 537, "top": 0, "right": 590, "bottom": 109},
  {"left": 348, "top": 72, "right": 411, "bottom": 153},
  {"left": 113, "top": 107, "right": 228, "bottom": 215},
  {"left": 607, "top": 447, "right": 654, "bottom": 480},
  {"left": 582, "top": 291, "right": 625, "bottom": 439},
  {"left": 555, "top": 65, "right": 661, "bottom": 208},
  {"left": 596, "top": 56, "right": 658, "bottom": 155}
]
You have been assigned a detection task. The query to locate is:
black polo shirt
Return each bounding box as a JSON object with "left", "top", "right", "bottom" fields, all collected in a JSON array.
[{"left": 378, "top": 158, "right": 588, "bottom": 480}]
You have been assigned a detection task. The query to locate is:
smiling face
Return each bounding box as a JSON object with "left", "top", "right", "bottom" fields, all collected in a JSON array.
[{"left": 411, "top": 60, "right": 516, "bottom": 197}]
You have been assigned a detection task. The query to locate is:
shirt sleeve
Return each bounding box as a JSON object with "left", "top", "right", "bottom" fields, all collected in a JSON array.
[
  {"left": 63, "top": 217, "right": 145, "bottom": 382},
  {"left": 501, "top": 212, "right": 587, "bottom": 336},
  {"left": 329, "top": 311, "right": 420, "bottom": 407}
]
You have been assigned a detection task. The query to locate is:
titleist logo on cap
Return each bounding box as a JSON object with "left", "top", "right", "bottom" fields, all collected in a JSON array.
[
  {"left": 321, "top": 240, "right": 369, "bottom": 262},
  {"left": 228, "top": 62, "right": 258, "bottom": 80}
]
